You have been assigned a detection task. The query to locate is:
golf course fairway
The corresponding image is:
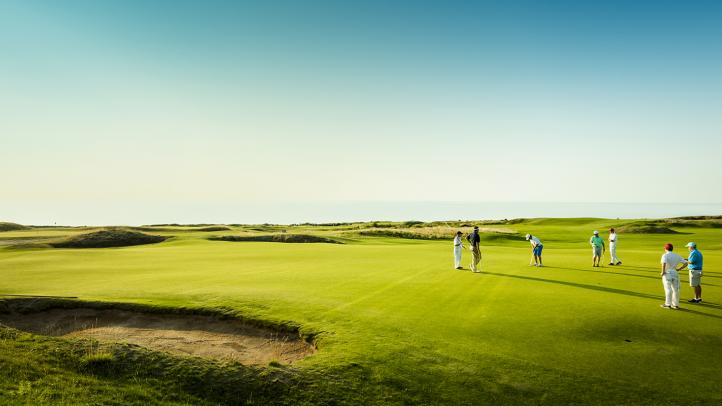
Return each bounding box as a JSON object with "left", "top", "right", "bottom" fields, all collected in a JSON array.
[{"left": 1, "top": 218, "right": 720, "bottom": 405}]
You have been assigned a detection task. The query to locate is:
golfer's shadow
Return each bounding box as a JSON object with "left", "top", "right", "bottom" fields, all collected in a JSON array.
[
  {"left": 621, "top": 265, "right": 722, "bottom": 280},
  {"left": 550, "top": 266, "right": 720, "bottom": 288},
  {"left": 483, "top": 270, "right": 722, "bottom": 319}
]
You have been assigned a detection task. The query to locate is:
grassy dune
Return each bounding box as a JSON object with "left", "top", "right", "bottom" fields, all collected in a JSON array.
[{"left": 1, "top": 218, "right": 721, "bottom": 404}]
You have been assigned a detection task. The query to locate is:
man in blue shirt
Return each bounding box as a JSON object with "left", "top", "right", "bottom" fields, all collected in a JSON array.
[{"left": 686, "top": 242, "right": 704, "bottom": 303}]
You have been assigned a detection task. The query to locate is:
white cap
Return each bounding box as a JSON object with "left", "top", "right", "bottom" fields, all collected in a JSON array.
[
  {"left": 593, "top": 230, "right": 599, "bottom": 235},
  {"left": 525, "top": 234, "right": 531, "bottom": 240},
  {"left": 686, "top": 242, "right": 697, "bottom": 248}
]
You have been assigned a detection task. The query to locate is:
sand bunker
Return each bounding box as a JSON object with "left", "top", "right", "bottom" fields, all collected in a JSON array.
[{"left": 0, "top": 308, "right": 313, "bottom": 365}]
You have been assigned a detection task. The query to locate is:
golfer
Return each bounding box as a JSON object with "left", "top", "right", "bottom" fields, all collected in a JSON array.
[
  {"left": 453, "top": 231, "right": 464, "bottom": 270},
  {"left": 466, "top": 226, "right": 481, "bottom": 273},
  {"left": 660, "top": 243, "right": 687, "bottom": 309},
  {"left": 608, "top": 228, "right": 621, "bottom": 266},
  {"left": 686, "top": 242, "right": 703, "bottom": 303},
  {"left": 589, "top": 231, "right": 605, "bottom": 267},
  {"left": 525, "top": 233, "right": 543, "bottom": 267}
]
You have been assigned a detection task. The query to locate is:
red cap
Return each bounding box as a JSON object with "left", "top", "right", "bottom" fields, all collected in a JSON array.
[{"left": 664, "top": 243, "right": 673, "bottom": 251}]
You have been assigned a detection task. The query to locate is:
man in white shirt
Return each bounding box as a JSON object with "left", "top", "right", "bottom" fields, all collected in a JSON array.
[
  {"left": 660, "top": 243, "right": 688, "bottom": 309},
  {"left": 608, "top": 228, "right": 622, "bottom": 266},
  {"left": 453, "top": 231, "right": 464, "bottom": 270}
]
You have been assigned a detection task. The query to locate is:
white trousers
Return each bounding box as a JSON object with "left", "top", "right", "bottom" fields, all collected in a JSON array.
[
  {"left": 454, "top": 246, "right": 462, "bottom": 268},
  {"left": 609, "top": 243, "right": 620, "bottom": 263},
  {"left": 662, "top": 272, "right": 680, "bottom": 307}
]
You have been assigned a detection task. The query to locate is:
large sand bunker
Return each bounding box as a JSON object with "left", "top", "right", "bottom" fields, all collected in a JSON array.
[{"left": 0, "top": 307, "right": 314, "bottom": 365}]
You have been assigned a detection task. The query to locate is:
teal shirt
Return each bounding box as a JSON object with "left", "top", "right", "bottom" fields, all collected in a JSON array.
[
  {"left": 688, "top": 249, "right": 703, "bottom": 270},
  {"left": 590, "top": 236, "right": 604, "bottom": 247}
]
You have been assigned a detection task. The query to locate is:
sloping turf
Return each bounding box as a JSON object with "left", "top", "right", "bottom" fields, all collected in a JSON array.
[{"left": 0, "top": 219, "right": 720, "bottom": 404}]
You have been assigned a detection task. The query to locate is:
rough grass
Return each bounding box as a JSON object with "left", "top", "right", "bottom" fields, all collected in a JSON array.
[
  {"left": 193, "top": 226, "right": 232, "bottom": 232},
  {"left": 50, "top": 229, "right": 167, "bottom": 248},
  {"left": 0, "top": 326, "right": 377, "bottom": 405},
  {"left": 647, "top": 219, "right": 722, "bottom": 229},
  {"left": 357, "top": 227, "right": 524, "bottom": 242},
  {"left": 130, "top": 225, "right": 232, "bottom": 232},
  {"left": 617, "top": 225, "right": 681, "bottom": 234},
  {"left": 672, "top": 215, "right": 722, "bottom": 220},
  {"left": 0, "top": 222, "right": 29, "bottom": 232},
  {"left": 209, "top": 234, "right": 342, "bottom": 244}
]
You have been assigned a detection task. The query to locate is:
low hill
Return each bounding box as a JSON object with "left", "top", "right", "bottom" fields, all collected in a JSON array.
[
  {"left": 357, "top": 229, "right": 526, "bottom": 242},
  {"left": 131, "top": 225, "right": 231, "bottom": 232},
  {"left": 51, "top": 229, "right": 167, "bottom": 248},
  {"left": 617, "top": 225, "right": 681, "bottom": 234},
  {"left": 0, "top": 222, "right": 29, "bottom": 232},
  {"left": 209, "top": 234, "right": 341, "bottom": 244}
]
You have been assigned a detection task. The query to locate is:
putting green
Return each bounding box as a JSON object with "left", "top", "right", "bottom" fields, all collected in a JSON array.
[{"left": 1, "top": 219, "right": 720, "bottom": 404}]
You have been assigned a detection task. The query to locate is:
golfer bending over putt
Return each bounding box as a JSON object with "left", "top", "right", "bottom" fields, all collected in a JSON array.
[{"left": 525, "top": 234, "right": 544, "bottom": 267}]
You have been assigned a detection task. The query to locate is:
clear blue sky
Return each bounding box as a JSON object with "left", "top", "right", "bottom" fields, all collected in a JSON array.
[{"left": 2, "top": 1, "right": 721, "bottom": 224}]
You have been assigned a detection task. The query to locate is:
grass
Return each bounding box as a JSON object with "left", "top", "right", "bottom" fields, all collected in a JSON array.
[{"left": 1, "top": 218, "right": 721, "bottom": 404}]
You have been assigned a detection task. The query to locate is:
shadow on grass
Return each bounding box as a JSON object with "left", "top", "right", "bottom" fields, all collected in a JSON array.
[
  {"left": 617, "top": 265, "right": 722, "bottom": 280},
  {"left": 613, "top": 265, "right": 658, "bottom": 272},
  {"left": 674, "top": 306, "right": 722, "bottom": 318},
  {"left": 549, "top": 266, "right": 720, "bottom": 288},
  {"left": 482, "top": 271, "right": 722, "bottom": 319}
]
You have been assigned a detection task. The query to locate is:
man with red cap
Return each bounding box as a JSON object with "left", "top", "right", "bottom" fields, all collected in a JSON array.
[{"left": 660, "top": 243, "right": 688, "bottom": 309}]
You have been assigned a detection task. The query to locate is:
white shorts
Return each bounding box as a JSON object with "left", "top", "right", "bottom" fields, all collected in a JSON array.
[{"left": 689, "top": 270, "right": 702, "bottom": 287}]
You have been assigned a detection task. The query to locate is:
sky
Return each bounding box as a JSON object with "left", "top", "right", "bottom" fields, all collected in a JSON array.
[{"left": 2, "top": 1, "right": 722, "bottom": 224}]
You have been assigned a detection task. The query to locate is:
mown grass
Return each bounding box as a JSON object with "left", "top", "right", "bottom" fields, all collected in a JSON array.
[{"left": 0, "top": 218, "right": 721, "bottom": 404}]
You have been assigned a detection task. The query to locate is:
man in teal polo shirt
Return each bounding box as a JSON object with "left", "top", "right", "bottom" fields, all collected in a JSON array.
[
  {"left": 686, "top": 242, "right": 704, "bottom": 303},
  {"left": 589, "top": 231, "right": 605, "bottom": 267}
]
